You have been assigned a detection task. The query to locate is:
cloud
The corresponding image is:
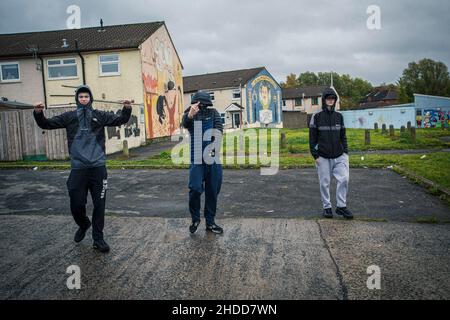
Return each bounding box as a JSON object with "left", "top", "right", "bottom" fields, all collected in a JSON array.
[{"left": 1, "top": 0, "right": 449, "bottom": 85}]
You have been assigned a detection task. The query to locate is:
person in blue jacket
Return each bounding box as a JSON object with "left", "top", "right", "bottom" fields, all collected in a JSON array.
[
  {"left": 33, "top": 85, "right": 132, "bottom": 252},
  {"left": 182, "top": 91, "right": 224, "bottom": 234}
]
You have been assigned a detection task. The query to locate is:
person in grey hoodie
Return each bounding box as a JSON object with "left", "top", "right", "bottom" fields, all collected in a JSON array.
[
  {"left": 33, "top": 85, "right": 132, "bottom": 252},
  {"left": 309, "top": 87, "right": 353, "bottom": 219}
]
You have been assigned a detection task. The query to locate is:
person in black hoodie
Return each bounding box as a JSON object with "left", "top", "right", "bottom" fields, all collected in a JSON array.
[
  {"left": 182, "top": 91, "right": 224, "bottom": 234},
  {"left": 33, "top": 85, "right": 132, "bottom": 252},
  {"left": 309, "top": 87, "right": 353, "bottom": 219}
]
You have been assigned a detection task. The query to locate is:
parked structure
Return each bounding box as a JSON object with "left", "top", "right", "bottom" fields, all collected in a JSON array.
[{"left": 341, "top": 94, "right": 450, "bottom": 129}]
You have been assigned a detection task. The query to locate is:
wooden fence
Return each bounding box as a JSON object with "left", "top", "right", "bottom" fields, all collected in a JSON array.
[{"left": 0, "top": 108, "right": 71, "bottom": 161}]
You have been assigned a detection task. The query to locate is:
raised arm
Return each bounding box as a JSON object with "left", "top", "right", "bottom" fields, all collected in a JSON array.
[
  {"left": 181, "top": 102, "right": 200, "bottom": 129},
  {"left": 101, "top": 100, "right": 133, "bottom": 127},
  {"left": 33, "top": 102, "right": 68, "bottom": 130}
]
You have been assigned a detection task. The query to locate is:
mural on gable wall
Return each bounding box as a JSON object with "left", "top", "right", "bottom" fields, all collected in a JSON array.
[
  {"left": 246, "top": 71, "right": 282, "bottom": 125},
  {"left": 141, "top": 27, "right": 183, "bottom": 139}
]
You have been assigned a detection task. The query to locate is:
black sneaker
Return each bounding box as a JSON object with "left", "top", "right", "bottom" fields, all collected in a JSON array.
[
  {"left": 93, "top": 239, "right": 110, "bottom": 253},
  {"left": 336, "top": 207, "right": 354, "bottom": 220},
  {"left": 189, "top": 220, "right": 201, "bottom": 234},
  {"left": 74, "top": 221, "right": 91, "bottom": 243},
  {"left": 322, "top": 208, "right": 333, "bottom": 219},
  {"left": 206, "top": 223, "right": 223, "bottom": 234}
]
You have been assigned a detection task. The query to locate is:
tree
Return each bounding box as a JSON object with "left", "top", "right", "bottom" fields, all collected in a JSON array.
[
  {"left": 281, "top": 73, "right": 299, "bottom": 88},
  {"left": 281, "top": 71, "right": 373, "bottom": 109},
  {"left": 297, "top": 72, "right": 318, "bottom": 86},
  {"left": 397, "top": 58, "right": 450, "bottom": 103}
]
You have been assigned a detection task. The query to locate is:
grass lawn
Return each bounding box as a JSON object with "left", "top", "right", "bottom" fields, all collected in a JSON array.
[{"left": 281, "top": 127, "right": 450, "bottom": 153}]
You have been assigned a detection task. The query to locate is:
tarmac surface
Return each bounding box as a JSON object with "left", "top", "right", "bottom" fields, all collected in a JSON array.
[{"left": 0, "top": 168, "right": 449, "bottom": 299}]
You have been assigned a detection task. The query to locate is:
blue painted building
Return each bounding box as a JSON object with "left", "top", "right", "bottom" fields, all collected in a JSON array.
[
  {"left": 341, "top": 94, "right": 450, "bottom": 129},
  {"left": 183, "top": 67, "right": 283, "bottom": 130},
  {"left": 244, "top": 68, "right": 283, "bottom": 127}
]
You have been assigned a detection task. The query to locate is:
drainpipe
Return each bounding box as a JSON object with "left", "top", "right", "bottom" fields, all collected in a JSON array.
[
  {"left": 38, "top": 55, "right": 48, "bottom": 108},
  {"left": 75, "top": 40, "right": 86, "bottom": 85}
]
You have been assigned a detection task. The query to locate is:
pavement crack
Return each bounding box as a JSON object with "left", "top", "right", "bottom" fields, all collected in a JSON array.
[{"left": 316, "top": 220, "right": 349, "bottom": 300}]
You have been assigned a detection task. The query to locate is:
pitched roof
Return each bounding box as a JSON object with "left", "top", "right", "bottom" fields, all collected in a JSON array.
[
  {"left": 0, "top": 21, "right": 165, "bottom": 58},
  {"left": 183, "top": 67, "right": 265, "bottom": 93},
  {"left": 360, "top": 86, "right": 398, "bottom": 103},
  {"left": 281, "top": 85, "right": 328, "bottom": 99}
]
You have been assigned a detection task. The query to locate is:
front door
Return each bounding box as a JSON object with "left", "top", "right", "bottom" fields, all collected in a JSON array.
[{"left": 232, "top": 112, "right": 241, "bottom": 128}]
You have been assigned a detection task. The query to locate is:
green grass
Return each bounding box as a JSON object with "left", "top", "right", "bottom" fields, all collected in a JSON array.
[{"left": 281, "top": 128, "right": 450, "bottom": 153}]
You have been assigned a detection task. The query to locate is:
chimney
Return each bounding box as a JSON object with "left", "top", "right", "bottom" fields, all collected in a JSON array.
[{"left": 61, "top": 39, "right": 69, "bottom": 48}]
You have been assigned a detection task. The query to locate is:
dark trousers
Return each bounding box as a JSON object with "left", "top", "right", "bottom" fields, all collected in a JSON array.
[
  {"left": 66, "top": 166, "right": 108, "bottom": 240},
  {"left": 188, "top": 163, "right": 222, "bottom": 225}
]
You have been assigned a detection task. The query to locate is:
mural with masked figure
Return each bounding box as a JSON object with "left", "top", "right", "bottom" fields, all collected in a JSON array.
[
  {"left": 245, "top": 70, "right": 282, "bottom": 126},
  {"left": 141, "top": 26, "right": 184, "bottom": 139}
]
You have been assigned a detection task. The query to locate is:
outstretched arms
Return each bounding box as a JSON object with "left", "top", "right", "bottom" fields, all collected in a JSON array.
[
  {"left": 101, "top": 99, "right": 133, "bottom": 127},
  {"left": 33, "top": 102, "right": 68, "bottom": 130}
]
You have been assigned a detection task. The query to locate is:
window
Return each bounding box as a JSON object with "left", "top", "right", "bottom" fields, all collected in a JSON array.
[
  {"left": 0, "top": 62, "right": 20, "bottom": 82},
  {"left": 99, "top": 54, "right": 120, "bottom": 76},
  {"left": 295, "top": 98, "right": 302, "bottom": 106},
  {"left": 220, "top": 113, "right": 225, "bottom": 124},
  {"left": 232, "top": 89, "right": 241, "bottom": 100},
  {"left": 208, "top": 91, "right": 215, "bottom": 101},
  {"left": 312, "top": 97, "right": 319, "bottom": 105},
  {"left": 47, "top": 58, "right": 77, "bottom": 79}
]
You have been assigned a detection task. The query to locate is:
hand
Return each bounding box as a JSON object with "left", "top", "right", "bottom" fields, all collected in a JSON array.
[
  {"left": 122, "top": 99, "right": 134, "bottom": 109},
  {"left": 34, "top": 102, "right": 45, "bottom": 113},
  {"left": 315, "top": 157, "right": 320, "bottom": 165},
  {"left": 188, "top": 102, "right": 200, "bottom": 119}
]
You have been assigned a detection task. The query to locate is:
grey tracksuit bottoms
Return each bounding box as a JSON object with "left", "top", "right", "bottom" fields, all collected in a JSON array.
[{"left": 315, "top": 153, "right": 349, "bottom": 209}]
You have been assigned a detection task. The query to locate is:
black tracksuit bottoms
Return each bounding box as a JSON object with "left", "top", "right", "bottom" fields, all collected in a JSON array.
[{"left": 66, "top": 166, "right": 108, "bottom": 240}]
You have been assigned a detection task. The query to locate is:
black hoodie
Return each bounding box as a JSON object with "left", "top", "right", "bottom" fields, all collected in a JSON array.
[
  {"left": 34, "top": 85, "right": 131, "bottom": 169},
  {"left": 309, "top": 87, "right": 348, "bottom": 159}
]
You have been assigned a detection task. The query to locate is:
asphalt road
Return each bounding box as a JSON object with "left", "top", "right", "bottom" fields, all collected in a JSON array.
[
  {"left": 0, "top": 168, "right": 449, "bottom": 222},
  {"left": 0, "top": 168, "right": 449, "bottom": 299}
]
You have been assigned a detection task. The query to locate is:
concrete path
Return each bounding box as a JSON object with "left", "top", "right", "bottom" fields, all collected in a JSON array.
[
  {"left": 0, "top": 215, "right": 448, "bottom": 299},
  {"left": 0, "top": 168, "right": 449, "bottom": 300}
]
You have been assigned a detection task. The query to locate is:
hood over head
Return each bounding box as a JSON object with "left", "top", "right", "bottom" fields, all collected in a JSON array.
[
  {"left": 322, "top": 87, "right": 338, "bottom": 112},
  {"left": 191, "top": 91, "right": 213, "bottom": 108},
  {"left": 75, "top": 85, "right": 94, "bottom": 108}
]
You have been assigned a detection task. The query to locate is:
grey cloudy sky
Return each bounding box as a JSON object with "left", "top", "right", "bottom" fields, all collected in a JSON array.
[{"left": 1, "top": 0, "right": 449, "bottom": 85}]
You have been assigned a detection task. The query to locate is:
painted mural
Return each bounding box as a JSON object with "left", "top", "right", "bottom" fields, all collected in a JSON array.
[
  {"left": 141, "top": 26, "right": 183, "bottom": 139},
  {"left": 246, "top": 71, "right": 282, "bottom": 125},
  {"left": 421, "top": 109, "right": 450, "bottom": 128}
]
